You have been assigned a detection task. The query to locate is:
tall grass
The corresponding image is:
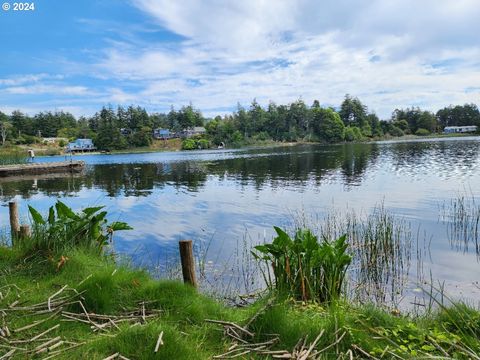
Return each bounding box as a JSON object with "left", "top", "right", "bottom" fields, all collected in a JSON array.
[
  {"left": 0, "top": 148, "right": 27, "bottom": 165},
  {"left": 289, "top": 204, "right": 414, "bottom": 306},
  {"left": 348, "top": 206, "right": 412, "bottom": 306},
  {"left": 198, "top": 234, "right": 265, "bottom": 304},
  {"left": 441, "top": 192, "right": 480, "bottom": 258}
]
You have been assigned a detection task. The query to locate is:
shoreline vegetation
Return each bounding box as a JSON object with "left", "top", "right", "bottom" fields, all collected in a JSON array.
[
  {"left": 1, "top": 131, "right": 478, "bottom": 164},
  {"left": 1, "top": 95, "right": 480, "bottom": 162},
  {"left": 1, "top": 202, "right": 479, "bottom": 359}
]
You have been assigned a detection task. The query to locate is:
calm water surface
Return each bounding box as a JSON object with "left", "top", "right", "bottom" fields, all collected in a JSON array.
[{"left": 1, "top": 138, "right": 480, "bottom": 304}]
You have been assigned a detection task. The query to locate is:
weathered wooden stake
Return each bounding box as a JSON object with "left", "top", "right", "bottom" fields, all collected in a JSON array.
[
  {"left": 8, "top": 201, "right": 20, "bottom": 243},
  {"left": 179, "top": 240, "right": 197, "bottom": 288},
  {"left": 19, "top": 225, "right": 31, "bottom": 239}
]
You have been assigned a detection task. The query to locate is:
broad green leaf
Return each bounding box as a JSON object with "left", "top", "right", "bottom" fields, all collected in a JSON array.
[
  {"left": 272, "top": 226, "right": 292, "bottom": 248},
  {"left": 55, "top": 201, "right": 80, "bottom": 220},
  {"left": 48, "top": 206, "right": 55, "bottom": 225},
  {"left": 82, "top": 206, "right": 105, "bottom": 217},
  {"left": 253, "top": 244, "right": 269, "bottom": 253},
  {"left": 28, "top": 205, "right": 45, "bottom": 225},
  {"left": 108, "top": 222, "right": 133, "bottom": 231}
]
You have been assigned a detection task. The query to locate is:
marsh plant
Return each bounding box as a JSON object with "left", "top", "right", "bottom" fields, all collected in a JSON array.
[
  {"left": 185, "top": 204, "right": 415, "bottom": 306},
  {"left": 252, "top": 226, "right": 352, "bottom": 303},
  {"left": 0, "top": 149, "right": 27, "bottom": 165},
  {"left": 441, "top": 193, "right": 480, "bottom": 258},
  {"left": 23, "top": 201, "right": 132, "bottom": 254},
  {"left": 282, "top": 203, "right": 416, "bottom": 308}
]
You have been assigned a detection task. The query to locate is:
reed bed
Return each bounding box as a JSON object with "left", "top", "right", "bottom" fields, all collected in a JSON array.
[
  {"left": 0, "top": 149, "right": 27, "bottom": 165},
  {"left": 291, "top": 205, "right": 414, "bottom": 307},
  {"left": 441, "top": 192, "right": 480, "bottom": 258},
  {"left": 137, "top": 204, "right": 416, "bottom": 307}
]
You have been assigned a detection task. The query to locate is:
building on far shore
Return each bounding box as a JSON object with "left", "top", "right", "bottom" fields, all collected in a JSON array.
[
  {"left": 178, "top": 127, "right": 207, "bottom": 138},
  {"left": 443, "top": 125, "right": 478, "bottom": 134},
  {"left": 153, "top": 128, "right": 171, "bottom": 140},
  {"left": 153, "top": 127, "right": 207, "bottom": 139},
  {"left": 65, "top": 138, "right": 96, "bottom": 153},
  {"left": 42, "top": 137, "right": 68, "bottom": 144}
]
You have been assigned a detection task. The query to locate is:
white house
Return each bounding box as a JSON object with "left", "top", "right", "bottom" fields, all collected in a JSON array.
[
  {"left": 443, "top": 126, "right": 477, "bottom": 134},
  {"left": 43, "top": 137, "right": 68, "bottom": 144},
  {"left": 65, "top": 138, "right": 96, "bottom": 152},
  {"left": 178, "top": 127, "right": 207, "bottom": 138}
]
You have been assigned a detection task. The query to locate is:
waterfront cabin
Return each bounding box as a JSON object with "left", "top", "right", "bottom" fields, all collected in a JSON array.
[
  {"left": 65, "top": 138, "right": 96, "bottom": 153},
  {"left": 443, "top": 125, "right": 478, "bottom": 134},
  {"left": 191, "top": 126, "right": 206, "bottom": 136},
  {"left": 153, "top": 128, "right": 171, "bottom": 140},
  {"left": 178, "top": 127, "right": 207, "bottom": 138},
  {"left": 42, "top": 137, "right": 68, "bottom": 144}
]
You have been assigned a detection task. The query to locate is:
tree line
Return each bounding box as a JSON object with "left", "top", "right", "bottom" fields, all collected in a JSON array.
[{"left": 1, "top": 95, "right": 479, "bottom": 150}]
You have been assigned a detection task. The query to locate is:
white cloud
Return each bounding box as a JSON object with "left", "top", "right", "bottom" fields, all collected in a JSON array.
[
  {"left": 131, "top": 0, "right": 298, "bottom": 56},
  {"left": 86, "top": 0, "right": 478, "bottom": 117},
  {"left": 0, "top": 74, "right": 64, "bottom": 86},
  {"left": 4, "top": 85, "right": 90, "bottom": 96},
  {"left": 2, "top": 1, "right": 480, "bottom": 118}
]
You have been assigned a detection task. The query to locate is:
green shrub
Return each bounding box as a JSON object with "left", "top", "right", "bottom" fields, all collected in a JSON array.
[
  {"left": 252, "top": 227, "right": 351, "bottom": 303},
  {"left": 23, "top": 201, "right": 132, "bottom": 255},
  {"left": 181, "top": 138, "right": 210, "bottom": 150},
  {"left": 388, "top": 126, "right": 404, "bottom": 137},
  {"left": 253, "top": 131, "right": 270, "bottom": 141},
  {"left": 415, "top": 128, "right": 430, "bottom": 136},
  {"left": 344, "top": 126, "right": 363, "bottom": 142},
  {"left": 361, "top": 124, "right": 372, "bottom": 137},
  {"left": 197, "top": 138, "right": 210, "bottom": 149},
  {"left": 231, "top": 130, "right": 244, "bottom": 145},
  {"left": 16, "top": 134, "right": 39, "bottom": 145},
  {"left": 393, "top": 119, "right": 409, "bottom": 131},
  {"left": 181, "top": 138, "right": 197, "bottom": 150}
]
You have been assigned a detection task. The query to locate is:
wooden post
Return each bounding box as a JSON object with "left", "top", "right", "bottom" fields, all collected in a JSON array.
[
  {"left": 19, "top": 225, "right": 31, "bottom": 239},
  {"left": 179, "top": 240, "right": 197, "bottom": 288},
  {"left": 8, "top": 201, "right": 20, "bottom": 244}
]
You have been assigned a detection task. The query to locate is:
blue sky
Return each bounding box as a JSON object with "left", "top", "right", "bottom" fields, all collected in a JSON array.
[{"left": 1, "top": 0, "right": 479, "bottom": 118}]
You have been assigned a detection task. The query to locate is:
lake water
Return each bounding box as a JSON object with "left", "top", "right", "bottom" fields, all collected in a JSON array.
[{"left": 1, "top": 138, "right": 480, "bottom": 306}]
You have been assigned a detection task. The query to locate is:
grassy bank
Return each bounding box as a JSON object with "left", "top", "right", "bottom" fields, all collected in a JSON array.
[
  {"left": 0, "top": 247, "right": 479, "bottom": 359},
  {"left": 109, "top": 138, "right": 183, "bottom": 154},
  {"left": 0, "top": 145, "right": 63, "bottom": 160},
  {"left": 110, "top": 138, "right": 283, "bottom": 154},
  {"left": 0, "top": 149, "right": 27, "bottom": 165},
  {"left": 1, "top": 202, "right": 478, "bottom": 359}
]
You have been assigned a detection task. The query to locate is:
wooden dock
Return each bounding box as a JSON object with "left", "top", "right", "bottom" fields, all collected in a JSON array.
[{"left": 0, "top": 161, "right": 85, "bottom": 177}]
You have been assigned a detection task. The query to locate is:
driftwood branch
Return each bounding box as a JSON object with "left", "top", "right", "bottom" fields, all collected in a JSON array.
[{"left": 154, "top": 331, "right": 164, "bottom": 353}]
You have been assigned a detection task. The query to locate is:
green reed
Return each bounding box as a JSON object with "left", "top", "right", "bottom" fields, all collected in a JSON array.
[
  {"left": 441, "top": 193, "right": 480, "bottom": 257},
  {"left": 350, "top": 206, "right": 412, "bottom": 305},
  {"left": 290, "top": 204, "right": 414, "bottom": 306},
  {"left": 0, "top": 149, "right": 28, "bottom": 165}
]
